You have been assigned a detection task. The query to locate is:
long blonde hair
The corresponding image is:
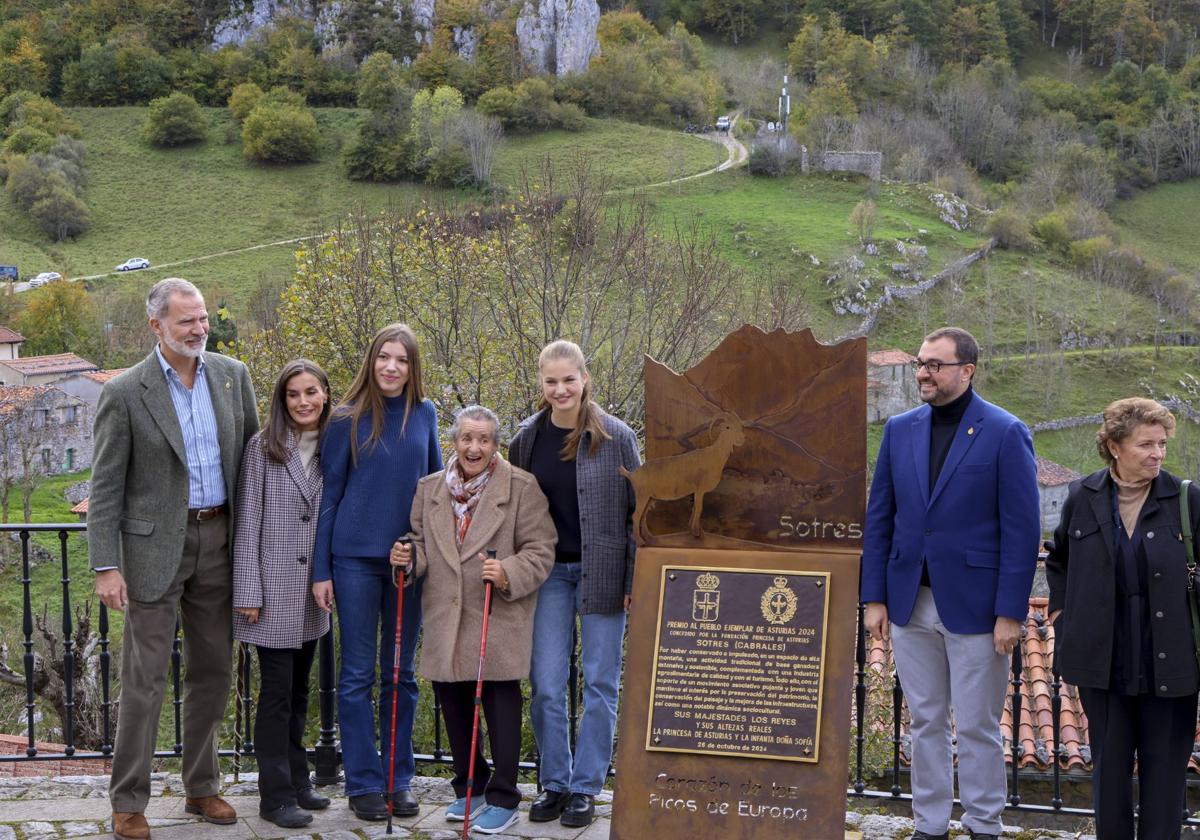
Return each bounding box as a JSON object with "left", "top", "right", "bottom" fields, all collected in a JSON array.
[
  {"left": 336, "top": 323, "right": 426, "bottom": 464},
  {"left": 537, "top": 340, "right": 610, "bottom": 460}
]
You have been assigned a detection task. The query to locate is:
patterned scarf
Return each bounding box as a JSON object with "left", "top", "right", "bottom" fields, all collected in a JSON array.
[{"left": 444, "top": 453, "right": 498, "bottom": 547}]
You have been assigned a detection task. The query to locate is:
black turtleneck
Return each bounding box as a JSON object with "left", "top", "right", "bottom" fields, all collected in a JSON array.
[
  {"left": 922, "top": 385, "right": 973, "bottom": 587},
  {"left": 929, "top": 385, "right": 974, "bottom": 490}
]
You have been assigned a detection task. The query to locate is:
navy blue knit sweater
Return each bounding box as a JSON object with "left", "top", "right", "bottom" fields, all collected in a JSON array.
[{"left": 313, "top": 395, "right": 442, "bottom": 581}]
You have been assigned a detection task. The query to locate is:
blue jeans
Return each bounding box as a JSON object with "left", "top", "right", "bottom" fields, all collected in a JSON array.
[
  {"left": 529, "top": 562, "right": 627, "bottom": 795},
  {"left": 332, "top": 555, "right": 422, "bottom": 798}
]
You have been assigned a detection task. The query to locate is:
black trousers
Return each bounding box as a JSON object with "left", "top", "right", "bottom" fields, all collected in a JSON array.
[
  {"left": 254, "top": 639, "right": 319, "bottom": 810},
  {"left": 432, "top": 679, "right": 522, "bottom": 810},
  {"left": 1078, "top": 686, "right": 1198, "bottom": 840}
]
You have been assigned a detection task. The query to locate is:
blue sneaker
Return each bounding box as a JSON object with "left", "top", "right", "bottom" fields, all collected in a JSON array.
[
  {"left": 471, "top": 805, "right": 518, "bottom": 834},
  {"left": 445, "top": 796, "right": 487, "bottom": 822}
]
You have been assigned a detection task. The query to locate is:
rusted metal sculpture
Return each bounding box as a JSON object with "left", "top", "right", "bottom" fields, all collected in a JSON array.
[{"left": 620, "top": 412, "right": 746, "bottom": 541}]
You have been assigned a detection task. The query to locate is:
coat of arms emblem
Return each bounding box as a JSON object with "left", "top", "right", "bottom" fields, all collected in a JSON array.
[
  {"left": 761, "top": 576, "right": 798, "bottom": 625},
  {"left": 692, "top": 572, "right": 721, "bottom": 622}
]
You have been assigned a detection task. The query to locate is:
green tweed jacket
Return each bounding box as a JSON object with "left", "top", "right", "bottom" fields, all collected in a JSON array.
[{"left": 87, "top": 350, "right": 259, "bottom": 602}]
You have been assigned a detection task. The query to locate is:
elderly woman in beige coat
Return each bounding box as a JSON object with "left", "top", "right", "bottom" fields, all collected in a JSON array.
[{"left": 392, "top": 404, "right": 555, "bottom": 835}]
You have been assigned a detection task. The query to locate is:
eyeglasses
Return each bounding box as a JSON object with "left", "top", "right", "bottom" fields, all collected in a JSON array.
[{"left": 910, "top": 359, "right": 970, "bottom": 374}]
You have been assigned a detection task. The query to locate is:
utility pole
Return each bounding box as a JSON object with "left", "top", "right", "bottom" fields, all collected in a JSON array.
[{"left": 778, "top": 74, "right": 790, "bottom": 146}]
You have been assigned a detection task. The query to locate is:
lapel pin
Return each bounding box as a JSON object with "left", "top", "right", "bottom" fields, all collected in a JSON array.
[{"left": 967, "top": 427, "right": 975, "bottom": 435}]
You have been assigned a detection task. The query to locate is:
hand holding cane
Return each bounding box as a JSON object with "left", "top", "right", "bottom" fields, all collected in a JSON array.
[
  {"left": 463, "top": 549, "right": 497, "bottom": 839},
  {"left": 386, "top": 538, "right": 411, "bottom": 835}
]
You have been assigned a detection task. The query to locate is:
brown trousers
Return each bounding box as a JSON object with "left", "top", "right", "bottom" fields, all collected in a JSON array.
[{"left": 109, "top": 513, "right": 233, "bottom": 812}]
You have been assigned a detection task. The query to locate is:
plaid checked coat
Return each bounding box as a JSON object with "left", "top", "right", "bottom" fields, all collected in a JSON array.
[
  {"left": 233, "top": 430, "right": 330, "bottom": 648},
  {"left": 508, "top": 408, "right": 640, "bottom": 615}
]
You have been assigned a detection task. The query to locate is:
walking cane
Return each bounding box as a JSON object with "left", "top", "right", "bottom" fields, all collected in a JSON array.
[
  {"left": 386, "top": 538, "right": 410, "bottom": 836},
  {"left": 462, "top": 549, "right": 497, "bottom": 839}
]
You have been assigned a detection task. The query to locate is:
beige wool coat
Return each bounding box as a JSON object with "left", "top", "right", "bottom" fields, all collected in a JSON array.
[{"left": 409, "top": 457, "right": 556, "bottom": 683}]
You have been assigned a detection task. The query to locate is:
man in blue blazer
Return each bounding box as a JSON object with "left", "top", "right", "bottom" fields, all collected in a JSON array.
[{"left": 862, "top": 327, "right": 1039, "bottom": 840}]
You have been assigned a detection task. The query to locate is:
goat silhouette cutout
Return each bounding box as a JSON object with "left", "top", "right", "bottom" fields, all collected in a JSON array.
[{"left": 620, "top": 411, "right": 747, "bottom": 542}]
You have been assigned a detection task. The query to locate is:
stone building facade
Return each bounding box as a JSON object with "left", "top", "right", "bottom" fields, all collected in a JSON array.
[
  {"left": 867, "top": 349, "right": 918, "bottom": 423},
  {"left": 0, "top": 386, "right": 93, "bottom": 481}
]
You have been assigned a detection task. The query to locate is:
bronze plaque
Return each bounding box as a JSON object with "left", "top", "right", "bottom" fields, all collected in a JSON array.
[
  {"left": 647, "top": 566, "right": 829, "bottom": 763},
  {"left": 640, "top": 326, "right": 865, "bottom": 550},
  {"left": 613, "top": 548, "right": 858, "bottom": 840}
]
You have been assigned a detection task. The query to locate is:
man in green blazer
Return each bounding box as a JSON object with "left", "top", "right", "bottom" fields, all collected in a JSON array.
[{"left": 89, "top": 278, "right": 259, "bottom": 840}]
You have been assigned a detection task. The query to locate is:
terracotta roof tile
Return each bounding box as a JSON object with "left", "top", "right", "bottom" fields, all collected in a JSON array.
[
  {"left": 81, "top": 369, "right": 126, "bottom": 384},
  {"left": 1036, "top": 456, "right": 1082, "bottom": 488},
  {"left": 0, "top": 326, "right": 24, "bottom": 343},
  {"left": 0, "top": 353, "right": 97, "bottom": 377},
  {"left": 868, "top": 350, "right": 917, "bottom": 366},
  {"left": 0, "top": 385, "right": 57, "bottom": 413},
  {"left": 71, "top": 498, "right": 88, "bottom": 514}
]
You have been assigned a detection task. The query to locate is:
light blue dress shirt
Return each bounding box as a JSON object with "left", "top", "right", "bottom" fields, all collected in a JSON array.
[{"left": 155, "top": 346, "right": 225, "bottom": 508}]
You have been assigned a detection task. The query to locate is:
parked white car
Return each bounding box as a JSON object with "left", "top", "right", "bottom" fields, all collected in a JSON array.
[
  {"left": 28, "top": 271, "right": 62, "bottom": 287},
  {"left": 115, "top": 258, "right": 150, "bottom": 271},
  {"left": 716, "top": 116, "right": 731, "bottom": 132}
]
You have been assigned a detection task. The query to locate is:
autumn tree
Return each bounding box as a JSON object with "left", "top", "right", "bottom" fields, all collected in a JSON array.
[
  {"left": 15, "top": 282, "right": 101, "bottom": 357},
  {"left": 0, "top": 37, "right": 49, "bottom": 97}
]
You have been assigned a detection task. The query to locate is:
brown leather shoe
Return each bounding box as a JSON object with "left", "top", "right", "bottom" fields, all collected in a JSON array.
[
  {"left": 112, "top": 812, "right": 150, "bottom": 840},
  {"left": 184, "top": 795, "right": 237, "bottom": 825}
]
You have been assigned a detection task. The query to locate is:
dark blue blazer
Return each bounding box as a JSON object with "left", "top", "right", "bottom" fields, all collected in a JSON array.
[{"left": 861, "top": 392, "right": 1040, "bottom": 635}]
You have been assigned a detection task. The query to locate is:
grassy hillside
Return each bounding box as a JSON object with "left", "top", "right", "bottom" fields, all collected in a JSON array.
[
  {"left": 1110, "top": 180, "right": 1200, "bottom": 275},
  {"left": 644, "top": 170, "right": 983, "bottom": 336},
  {"left": 0, "top": 108, "right": 723, "bottom": 307}
]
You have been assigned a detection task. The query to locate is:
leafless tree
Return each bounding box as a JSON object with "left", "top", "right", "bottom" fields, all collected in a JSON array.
[
  {"left": 459, "top": 111, "right": 504, "bottom": 187},
  {"left": 0, "top": 602, "right": 115, "bottom": 750},
  {"left": 1162, "top": 103, "right": 1200, "bottom": 177},
  {"left": 238, "top": 158, "right": 747, "bottom": 438},
  {"left": 715, "top": 54, "right": 786, "bottom": 121},
  {"left": 1136, "top": 117, "right": 1173, "bottom": 180}
]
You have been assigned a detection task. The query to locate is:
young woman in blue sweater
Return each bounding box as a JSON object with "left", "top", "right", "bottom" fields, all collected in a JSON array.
[{"left": 312, "top": 323, "right": 442, "bottom": 821}]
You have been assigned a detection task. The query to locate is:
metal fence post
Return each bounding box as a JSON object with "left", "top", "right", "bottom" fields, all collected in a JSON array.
[{"left": 312, "top": 627, "right": 340, "bottom": 785}]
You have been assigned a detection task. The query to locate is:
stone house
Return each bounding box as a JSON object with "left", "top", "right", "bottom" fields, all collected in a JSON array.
[
  {"left": 0, "top": 353, "right": 98, "bottom": 387},
  {"left": 55, "top": 369, "right": 127, "bottom": 411},
  {"left": 0, "top": 385, "right": 93, "bottom": 479},
  {"left": 0, "top": 326, "right": 24, "bottom": 361},
  {"left": 1036, "top": 456, "right": 1080, "bottom": 534},
  {"left": 867, "top": 349, "right": 918, "bottom": 422}
]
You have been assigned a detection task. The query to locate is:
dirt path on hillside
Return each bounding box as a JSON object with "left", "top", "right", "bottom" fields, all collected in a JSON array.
[
  {"left": 632, "top": 112, "right": 748, "bottom": 192},
  {"left": 69, "top": 235, "right": 325, "bottom": 284},
  {"left": 43, "top": 118, "right": 748, "bottom": 287}
]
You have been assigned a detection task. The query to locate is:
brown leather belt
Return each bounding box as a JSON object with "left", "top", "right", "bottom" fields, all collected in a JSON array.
[{"left": 188, "top": 504, "right": 227, "bottom": 521}]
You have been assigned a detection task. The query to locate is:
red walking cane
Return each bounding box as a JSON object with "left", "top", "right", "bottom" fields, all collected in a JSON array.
[
  {"left": 386, "top": 539, "right": 410, "bottom": 836},
  {"left": 462, "top": 549, "right": 497, "bottom": 839}
]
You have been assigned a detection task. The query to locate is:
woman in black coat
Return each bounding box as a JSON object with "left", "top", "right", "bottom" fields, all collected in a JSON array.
[{"left": 1047, "top": 397, "right": 1200, "bottom": 840}]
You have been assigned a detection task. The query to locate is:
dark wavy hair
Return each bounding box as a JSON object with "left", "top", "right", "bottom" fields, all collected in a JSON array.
[{"left": 263, "top": 359, "right": 331, "bottom": 464}]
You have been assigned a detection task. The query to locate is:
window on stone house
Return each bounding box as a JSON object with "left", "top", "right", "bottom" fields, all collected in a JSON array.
[
  {"left": 64, "top": 448, "right": 75, "bottom": 471},
  {"left": 33, "top": 408, "right": 49, "bottom": 428},
  {"left": 41, "top": 448, "right": 53, "bottom": 473},
  {"left": 62, "top": 405, "right": 78, "bottom": 424}
]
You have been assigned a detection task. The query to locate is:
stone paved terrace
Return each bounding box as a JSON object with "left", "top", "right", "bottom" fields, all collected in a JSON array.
[{"left": 0, "top": 773, "right": 1105, "bottom": 840}]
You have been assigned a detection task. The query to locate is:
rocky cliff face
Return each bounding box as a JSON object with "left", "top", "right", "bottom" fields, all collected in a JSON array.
[
  {"left": 213, "top": 0, "right": 341, "bottom": 48},
  {"left": 515, "top": 0, "right": 600, "bottom": 75},
  {"left": 211, "top": 0, "right": 600, "bottom": 77}
]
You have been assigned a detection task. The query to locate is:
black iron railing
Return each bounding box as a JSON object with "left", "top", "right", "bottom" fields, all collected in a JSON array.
[{"left": 4, "top": 523, "right": 1197, "bottom": 826}]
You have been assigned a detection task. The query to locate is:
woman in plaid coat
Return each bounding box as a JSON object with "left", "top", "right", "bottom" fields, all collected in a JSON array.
[
  {"left": 508, "top": 340, "right": 640, "bottom": 829},
  {"left": 233, "top": 359, "right": 333, "bottom": 830}
]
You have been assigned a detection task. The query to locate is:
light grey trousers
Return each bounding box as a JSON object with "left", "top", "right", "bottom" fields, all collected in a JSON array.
[{"left": 890, "top": 586, "right": 1010, "bottom": 835}]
